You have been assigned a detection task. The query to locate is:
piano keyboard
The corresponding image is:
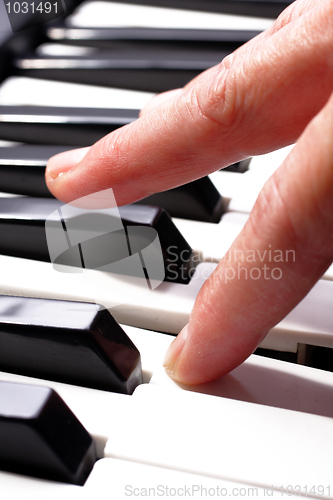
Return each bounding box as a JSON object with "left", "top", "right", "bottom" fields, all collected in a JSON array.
[{"left": 1, "top": 0, "right": 333, "bottom": 498}]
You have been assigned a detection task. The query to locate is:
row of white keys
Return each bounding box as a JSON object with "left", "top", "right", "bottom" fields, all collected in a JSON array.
[
  {"left": 1, "top": 248, "right": 333, "bottom": 352},
  {"left": 0, "top": 348, "right": 333, "bottom": 499},
  {"left": 0, "top": 76, "right": 154, "bottom": 109},
  {"left": 2, "top": 333, "right": 333, "bottom": 499},
  {"left": 174, "top": 210, "right": 333, "bottom": 281},
  {"left": 0, "top": 253, "right": 213, "bottom": 333},
  {"left": 66, "top": 1, "right": 273, "bottom": 31},
  {"left": 105, "top": 378, "right": 333, "bottom": 498}
]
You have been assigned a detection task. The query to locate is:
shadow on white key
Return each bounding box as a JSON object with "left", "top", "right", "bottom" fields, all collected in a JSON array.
[
  {"left": 151, "top": 351, "right": 333, "bottom": 418},
  {"left": 105, "top": 383, "right": 333, "bottom": 498}
]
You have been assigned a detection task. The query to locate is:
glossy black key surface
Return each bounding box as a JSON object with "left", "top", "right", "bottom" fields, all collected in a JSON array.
[
  {"left": 0, "top": 381, "right": 96, "bottom": 484},
  {"left": 223, "top": 158, "right": 251, "bottom": 173},
  {"left": 0, "top": 295, "right": 142, "bottom": 393},
  {"left": 15, "top": 47, "right": 230, "bottom": 93},
  {"left": 0, "top": 106, "right": 139, "bottom": 146},
  {"left": 46, "top": 25, "right": 260, "bottom": 48},
  {"left": 0, "top": 197, "right": 193, "bottom": 283},
  {"left": 0, "top": 145, "right": 224, "bottom": 221},
  {"left": 0, "top": 145, "right": 73, "bottom": 197},
  {"left": 0, "top": 0, "right": 82, "bottom": 83},
  {"left": 0, "top": 0, "right": 41, "bottom": 83},
  {"left": 135, "top": 176, "right": 224, "bottom": 223}
]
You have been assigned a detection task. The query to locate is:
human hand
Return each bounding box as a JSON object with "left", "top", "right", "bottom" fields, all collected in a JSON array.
[{"left": 46, "top": 0, "right": 333, "bottom": 384}]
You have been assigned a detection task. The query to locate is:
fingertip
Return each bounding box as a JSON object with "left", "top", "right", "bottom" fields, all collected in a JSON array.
[
  {"left": 163, "top": 324, "right": 188, "bottom": 380},
  {"left": 45, "top": 147, "right": 91, "bottom": 183}
]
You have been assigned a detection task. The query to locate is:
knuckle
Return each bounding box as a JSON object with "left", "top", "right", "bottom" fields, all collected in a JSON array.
[{"left": 191, "top": 52, "right": 246, "bottom": 134}]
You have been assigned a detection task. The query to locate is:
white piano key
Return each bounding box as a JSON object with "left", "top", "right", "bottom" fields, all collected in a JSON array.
[
  {"left": 0, "top": 77, "right": 154, "bottom": 109},
  {"left": 122, "top": 325, "right": 173, "bottom": 381},
  {"left": 176, "top": 209, "right": 333, "bottom": 282},
  {"left": 1, "top": 248, "right": 333, "bottom": 350},
  {"left": 209, "top": 170, "right": 244, "bottom": 205},
  {"left": 84, "top": 457, "right": 290, "bottom": 499},
  {"left": 227, "top": 166, "right": 278, "bottom": 212},
  {"left": 0, "top": 140, "right": 23, "bottom": 147},
  {"left": 226, "top": 147, "right": 295, "bottom": 213},
  {"left": 248, "top": 144, "right": 294, "bottom": 171},
  {"left": 208, "top": 146, "right": 294, "bottom": 210},
  {"left": 271, "top": 279, "right": 333, "bottom": 347},
  {"left": 0, "top": 254, "right": 214, "bottom": 334},
  {"left": 150, "top": 350, "right": 333, "bottom": 418},
  {"left": 36, "top": 44, "right": 98, "bottom": 57},
  {"left": 174, "top": 212, "right": 249, "bottom": 262},
  {"left": 0, "top": 456, "right": 292, "bottom": 500},
  {"left": 247, "top": 276, "right": 333, "bottom": 351},
  {"left": 0, "top": 470, "right": 82, "bottom": 500},
  {"left": 105, "top": 383, "right": 333, "bottom": 498},
  {"left": 0, "top": 323, "right": 172, "bottom": 454},
  {"left": 68, "top": 1, "right": 274, "bottom": 31},
  {"left": 4, "top": 352, "right": 332, "bottom": 499}
]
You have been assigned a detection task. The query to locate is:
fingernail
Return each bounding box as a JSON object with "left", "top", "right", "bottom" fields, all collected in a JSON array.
[
  {"left": 163, "top": 324, "right": 188, "bottom": 376},
  {"left": 46, "top": 147, "right": 90, "bottom": 181}
]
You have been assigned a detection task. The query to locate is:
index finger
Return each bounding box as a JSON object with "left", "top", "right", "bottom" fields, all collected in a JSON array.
[{"left": 45, "top": 0, "right": 333, "bottom": 205}]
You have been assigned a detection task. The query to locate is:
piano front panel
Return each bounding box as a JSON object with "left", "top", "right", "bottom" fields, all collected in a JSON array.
[{"left": 0, "top": 0, "right": 333, "bottom": 497}]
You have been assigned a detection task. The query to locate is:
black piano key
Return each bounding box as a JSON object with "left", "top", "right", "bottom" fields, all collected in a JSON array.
[
  {"left": 15, "top": 47, "right": 231, "bottom": 93},
  {"left": 223, "top": 158, "right": 251, "bottom": 172},
  {"left": 0, "top": 145, "right": 73, "bottom": 197},
  {"left": 0, "top": 106, "right": 139, "bottom": 146},
  {"left": 0, "top": 380, "right": 96, "bottom": 484},
  {"left": 46, "top": 25, "right": 260, "bottom": 47},
  {"left": 0, "top": 145, "right": 224, "bottom": 222},
  {"left": 109, "top": 0, "right": 292, "bottom": 18},
  {"left": 135, "top": 176, "right": 224, "bottom": 223},
  {"left": 0, "top": 295, "right": 142, "bottom": 394},
  {"left": 0, "top": 197, "right": 193, "bottom": 283},
  {"left": 0, "top": 0, "right": 83, "bottom": 83}
]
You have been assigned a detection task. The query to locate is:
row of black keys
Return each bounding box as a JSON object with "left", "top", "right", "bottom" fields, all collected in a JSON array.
[
  {"left": 0, "top": 141, "right": 249, "bottom": 220},
  {"left": 0, "top": 295, "right": 138, "bottom": 485},
  {"left": 1, "top": 0, "right": 292, "bottom": 93}
]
